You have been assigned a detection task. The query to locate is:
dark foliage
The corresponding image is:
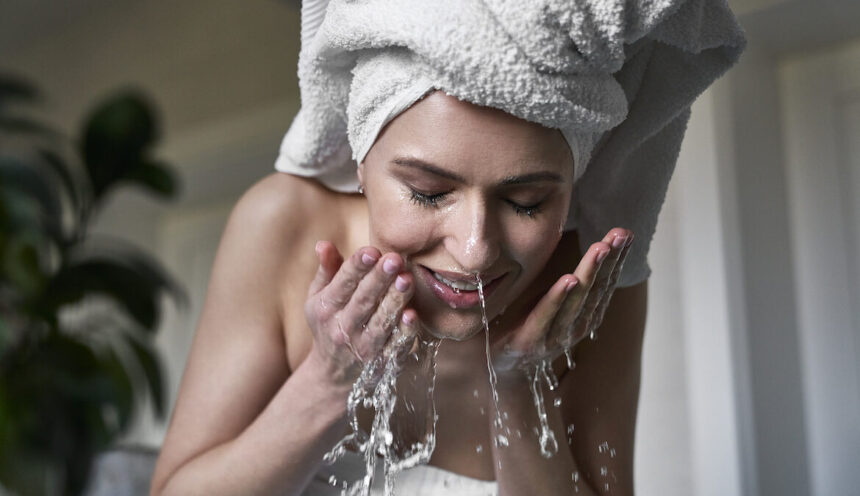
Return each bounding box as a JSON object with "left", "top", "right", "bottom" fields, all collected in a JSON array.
[{"left": 0, "top": 74, "right": 184, "bottom": 495}]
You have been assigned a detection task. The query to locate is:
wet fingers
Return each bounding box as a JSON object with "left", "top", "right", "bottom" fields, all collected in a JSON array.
[
  {"left": 340, "top": 253, "right": 405, "bottom": 329},
  {"left": 508, "top": 275, "right": 577, "bottom": 354},
  {"left": 308, "top": 241, "right": 344, "bottom": 296},
  {"left": 358, "top": 269, "right": 414, "bottom": 356},
  {"left": 320, "top": 246, "right": 384, "bottom": 309}
]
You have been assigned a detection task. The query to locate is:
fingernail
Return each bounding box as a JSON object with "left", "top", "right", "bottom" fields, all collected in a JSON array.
[
  {"left": 361, "top": 252, "right": 377, "bottom": 266},
  {"left": 625, "top": 233, "right": 635, "bottom": 247},
  {"left": 566, "top": 279, "right": 578, "bottom": 292},
  {"left": 395, "top": 274, "right": 410, "bottom": 292},
  {"left": 612, "top": 235, "right": 626, "bottom": 249},
  {"left": 596, "top": 249, "right": 609, "bottom": 264},
  {"left": 383, "top": 258, "right": 399, "bottom": 274},
  {"left": 402, "top": 312, "right": 415, "bottom": 325},
  {"left": 315, "top": 241, "right": 324, "bottom": 256}
]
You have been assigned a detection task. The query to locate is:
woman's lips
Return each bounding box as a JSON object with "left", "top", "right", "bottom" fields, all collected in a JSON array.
[{"left": 417, "top": 266, "right": 506, "bottom": 309}]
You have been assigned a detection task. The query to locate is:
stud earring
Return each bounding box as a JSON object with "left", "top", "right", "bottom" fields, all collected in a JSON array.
[{"left": 358, "top": 185, "right": 365, "bottom": 195}]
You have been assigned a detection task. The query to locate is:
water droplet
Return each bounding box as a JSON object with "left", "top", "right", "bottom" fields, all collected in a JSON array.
[
  {"left": 540, "top": 360, "right": 560, "bottom": 391},
  {"left": 599, "top": 441, "right": 609, "bottom": 453},
  {"left": 479, "top": 407, "right": 486, "bottom": 416},
  {"left": 476, "top": 444, "right": 483, "bottom": 453},
  {"left": 473, "top": 389, "right": 479, "bottom": 398},
  {"left": 328, "top": 475, "right": 338, "bottom": 486},
  {"left": 600, "top": 466, "right": 608, "bottom": 476},
  {"left": 610, "top": 448, "right": 616, "bottom": 458},
  {"left": 572, "top": 471, "right": 580, "bottom": 483},
  {"left": 564, "top": 348, "right": 575, "bottom": 369},
  {"left": 496, "top": 434, "right": 509, "bottom": 447},
  {"left": 554, "top": 397, "right": 562, "bottom": 407},
  {"left": 529, "top": 361, "right": 559, "bottom": 458},
  {"left": 567, "top": 424, "right": 575, "bottom": 435}
]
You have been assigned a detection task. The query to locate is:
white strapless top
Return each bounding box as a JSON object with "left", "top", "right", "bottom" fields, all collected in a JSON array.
[{"left": 303, "top": 450, "right": 497, "bottom": 495}]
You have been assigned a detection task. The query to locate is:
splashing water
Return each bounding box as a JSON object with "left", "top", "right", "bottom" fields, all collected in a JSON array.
[
  {"left": 477, "top": 274, "right": 563, "bottom": 460},
  {"left": 564, "top": 348, "right": 575, "bottom": 369},
  {"left": 324, "top": 332, "right": 441, "bottom": 496},
  {"left": 529, "top": 360, "right": 559, "bottom": 458},
  {"left": 325, "top": 268, "right": 582, "bottom": 494},
  {"left": 476, "top": 275, "right": 509, "bottom": 450}
]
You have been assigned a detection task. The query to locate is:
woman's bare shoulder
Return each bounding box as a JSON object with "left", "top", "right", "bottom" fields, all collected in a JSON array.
[
  {"left": 234, "top": 172, "right": 342, "bottom": 235},
  {"left": 226, "top": 172, "right": 357, "bottom": 263},
  {"left": 228, "top": 173, "right": 363, "bottom": 367},
  {"left": 151, "top": 173, "right": 348, "bottom": 491}
]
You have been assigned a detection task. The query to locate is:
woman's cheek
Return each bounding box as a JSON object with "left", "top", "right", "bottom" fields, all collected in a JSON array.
[{"left": 368, "top": 196, "right": 434, "bottom": 254}]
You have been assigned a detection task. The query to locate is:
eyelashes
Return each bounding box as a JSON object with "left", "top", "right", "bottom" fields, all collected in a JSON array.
[
  {"left": 407, "top": 188, "right": 543, "bottom": 218},
  {"left": 408, "top": 189, "right": 446, "bottom": 208}
]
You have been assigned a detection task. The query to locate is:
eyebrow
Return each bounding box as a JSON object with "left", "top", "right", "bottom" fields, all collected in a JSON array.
[{"left": 391, "top": 157, "right": 563, "bottom": 186}]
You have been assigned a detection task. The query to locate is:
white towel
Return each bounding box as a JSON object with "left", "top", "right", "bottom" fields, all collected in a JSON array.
[{"left": 275, "top": 0, "right": 746, "bottom": 287}]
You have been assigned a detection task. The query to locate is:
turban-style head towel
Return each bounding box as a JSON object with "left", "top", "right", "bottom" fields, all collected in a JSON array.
[{"left": 275, "top": 0, "right": 746, "bottom": 287}]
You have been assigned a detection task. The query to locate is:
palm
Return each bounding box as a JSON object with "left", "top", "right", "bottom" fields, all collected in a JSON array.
[{"left": 488, "top": 228, "right": 633, "bottom": 374}]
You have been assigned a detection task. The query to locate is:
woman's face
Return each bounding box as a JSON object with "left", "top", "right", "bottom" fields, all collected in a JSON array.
[{"left": 359, "top": 91, "right": 574, "bottom": 340}]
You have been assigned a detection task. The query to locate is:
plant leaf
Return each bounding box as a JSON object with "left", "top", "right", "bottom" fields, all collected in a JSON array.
[
  {"left": 37, "top": 147, "right": 81, "bottom": 217},
  {"left": 0, "top": 74, "right": 39, "bottom": 106},
  {"left": 126, "top": 160, "right": 179, "bottom": 198},
  {"left": 76, "top": 238, "right": 187, "bottom": 308},
  {"left": 0, "top": 154, "right": 67, "bottom": 244},
  {"left": 1, "top": 234, "right": 46, "bottom": 298},
  {"left": 125, "top": 336, "right": 165, "bottom": 419},
  {"left": 80, "top": 91, "right": 159, "bottom": 199},
  {"left": 0, "top": 116, "right": 59, "bottom": 138},
  {"left": 46, "top": 259, "right": 162, "bottom": 330}
]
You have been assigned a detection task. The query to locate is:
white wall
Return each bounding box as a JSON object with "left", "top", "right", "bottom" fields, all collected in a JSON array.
[{"left": 780, "top": 40, "right": 860, "bottom": 496}]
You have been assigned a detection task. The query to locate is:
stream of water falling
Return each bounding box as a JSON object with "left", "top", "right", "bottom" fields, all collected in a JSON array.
[
  {"left": 324, "top": 273, "right": 571, "bottom": 494},
  {"left": 476, "top": 275, "right": 509, "bottom": 453}
]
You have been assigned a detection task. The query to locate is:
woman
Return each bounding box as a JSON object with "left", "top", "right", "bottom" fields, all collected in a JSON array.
[{"left": 150, "top": 1, "right": 744, "bottom": 494}]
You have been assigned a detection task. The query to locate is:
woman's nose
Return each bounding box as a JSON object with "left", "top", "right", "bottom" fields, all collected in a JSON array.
[{"left": 446, "top": 199, "right": 500, "bottom": 274}]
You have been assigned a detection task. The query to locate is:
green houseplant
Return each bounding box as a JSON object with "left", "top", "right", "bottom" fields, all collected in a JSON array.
[{"left": 0, "top": 74, "right": 185, "bottom": 495}]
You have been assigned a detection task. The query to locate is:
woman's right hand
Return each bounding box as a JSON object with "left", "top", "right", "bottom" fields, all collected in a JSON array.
[{"left": 302, "top": 240, "right": 419, "bottom": 391}]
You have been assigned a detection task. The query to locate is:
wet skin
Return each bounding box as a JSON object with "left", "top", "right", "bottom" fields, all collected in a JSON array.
[
  {"left": 307, "top": 92, "right": 635, "bottom": 478},
  {"left": 149, "top": 92, "right": 643, "bottom": 496}
]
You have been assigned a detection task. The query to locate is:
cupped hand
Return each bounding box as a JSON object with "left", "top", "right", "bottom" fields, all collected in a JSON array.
[
  {"left": 491, "top": 228, "right": 634, "bottom": 375},
  {"left": 303, "top": 241, "right": 421, "bottom": 389}
]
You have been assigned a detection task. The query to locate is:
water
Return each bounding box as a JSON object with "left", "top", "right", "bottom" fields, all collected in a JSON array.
[
  {"left": 529, "top": 360, "right": 559, "bottom": 458},
  {"left": 564, "top": 348, "right": 575, "bottom": 369},
  {"left": 324, "top": 331, "right": 441, "bottom": 496},
  {"left": 325, "top": 270, "right": 581, "bottom": 494},
  {"left": 478, "top": 275, "right": 561, "bottom": 459},
  {"left": 476, "top": 275, "right": 509, "bottom": 449}
]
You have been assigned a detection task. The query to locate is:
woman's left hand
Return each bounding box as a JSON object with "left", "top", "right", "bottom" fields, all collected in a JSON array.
[{"left": 490, "top": 227, "right": 634, "bottom": 375}]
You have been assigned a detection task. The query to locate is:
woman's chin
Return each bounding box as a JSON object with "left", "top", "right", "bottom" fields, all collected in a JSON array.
[{"left": 418, "top": 315, "right": 486, "bottom": 341}]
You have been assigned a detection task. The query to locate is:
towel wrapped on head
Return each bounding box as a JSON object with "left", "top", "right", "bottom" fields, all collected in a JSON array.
[{"left": 275, "top": 0, "right": 746, "bottom": 287}]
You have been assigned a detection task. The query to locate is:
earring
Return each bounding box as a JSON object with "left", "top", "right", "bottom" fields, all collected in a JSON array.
[{"left": 358, "top": 185, "right": 365, "bottom": 195}]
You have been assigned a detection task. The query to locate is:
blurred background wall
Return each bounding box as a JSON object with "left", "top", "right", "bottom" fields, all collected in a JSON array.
[{"left": 1, "top": 0, "right": 858, "bottom": 494}]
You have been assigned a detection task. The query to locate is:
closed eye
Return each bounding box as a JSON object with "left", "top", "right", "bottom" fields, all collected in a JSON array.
[
  {"left": 410, "top": 187, "right": 543, "bottom": 218},
  {"left": 506, "top": 200, "right": 542, "bottom": 218},
  {"left": 409, "top": 189, "right": 448, "bottom": 207}
]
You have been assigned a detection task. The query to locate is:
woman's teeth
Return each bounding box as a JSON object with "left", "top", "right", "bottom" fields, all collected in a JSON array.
[{"left": 432, "top": 272, "right": 479, "bottom": 291}]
